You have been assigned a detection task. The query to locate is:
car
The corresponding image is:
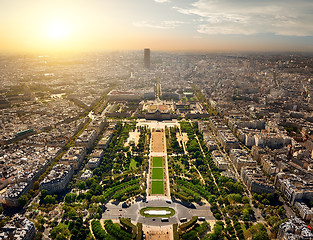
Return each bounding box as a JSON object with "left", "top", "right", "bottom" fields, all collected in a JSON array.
[
  {"left": 180, "top": 218, "right": 187, "bottom": 222},
  {"left": 152, "top": 219, "right": 156, "bottom": 221},
  {"left": 198, "top": 217, "right": 206, "bottom": 221},
  {"left": 122, "top": 202, "right": 130, "bottom": 208},
  {"left": 166, "top": 200, "right": 172, "bottom": 204},
  {"left": 161, "top": 218, "right": 169, "bottom": 222}
]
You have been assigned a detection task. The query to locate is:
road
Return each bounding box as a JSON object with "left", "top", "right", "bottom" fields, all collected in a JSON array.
[{"left": 102, "top": 198, "right": 214, "bottom": 226}]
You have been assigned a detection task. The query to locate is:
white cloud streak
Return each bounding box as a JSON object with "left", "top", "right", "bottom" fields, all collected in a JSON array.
[
  {"left": 174, "top": 0, "right": 313, "bottom": 36},
  {"left": 133, "top": 20, "right": 184, "bottom": 29},
  {"left": 154, "top": 0, "right": 171, "bottom": 3}
]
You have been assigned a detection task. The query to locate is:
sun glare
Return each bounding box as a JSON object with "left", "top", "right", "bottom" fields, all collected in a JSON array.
[{"left": 46, "top": 20, "right": 70, "bottom": 41}]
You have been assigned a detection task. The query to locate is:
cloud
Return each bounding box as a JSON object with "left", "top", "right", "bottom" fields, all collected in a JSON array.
[
  {"left": 154, "top": 0, "right": 171, "bottom": 3},
  {"left": 174, "top": 0, "right": 313, "bottom": 36},
  {"left": 133, "top": 20, "right": 184, "bottom": 29}
]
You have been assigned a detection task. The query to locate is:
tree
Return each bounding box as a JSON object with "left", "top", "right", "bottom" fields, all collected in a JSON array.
[
  {"left": 246, "top": 223, "right": 269, "bottom": 240},
  {"left": 18, "top": 195, "right": 28, "bottom": 206},
  {"left": 195, "top": 158, "right": 204, "bottom": 167},
  {"left": 65, "top": 193, "right": 77, "bottom": 204},
  {"left": 252, "top": 231, "right": 270, "bottom": 240},
  {"left": 225, "top": 182, "right": 244, "bottom": 194},
  {"left": 277, "top": 206, "right": 286, "bottom": 216},
  {"left": 85, "top": 191, "right": 92, "bottom": 201},
  {"left": 50, "top": 220, "right": 58, "bottom": 228},
  {"left": 262, "top": 198, "right": 270, "bottom": 205},
  {"left": 56, "top": 235, "right": 67, "bottom": 240},
  {"left": 211, "top": 222, "right": 224, "bottom": 239},
  {"left": 41, "top": 190, "right": 48, "bottom": 199},
  {"left": 242, "top": 209, "right": 250, "bottom": 221},
  {"left": 34, "top": 232, "right": 43, "bottom": 240},
  {"left": 182, "top": 230, "right": 198, "bottom": 240},
  {"left": 242, "top": 196, "right": 250, "bottom": 204},
  {"left": 44, "top": 195, "right": 56, "bottom": 204},
  {"left": 227, "top": 194, "right": 242, "bottom": 203},
  {"left": 76, "top": 181, "right": 86, "bottom": 190},
  {"left": 215, "top": 213, "right": 222, "bottom": 220},
  {"left": 33, "top": 181, "right": 40, "bottom": 190},
  {"left": 68, "top": 208, "right": 77, "bottom": 220},
  {"left": 187, "top": 139, "right": 200, "bottom": 152},
  {"left": 69, "top": 216, "right": 89, "bottom": 240},
  {"left": 50, "top": 224, "right": 70, "bottom": 240}
]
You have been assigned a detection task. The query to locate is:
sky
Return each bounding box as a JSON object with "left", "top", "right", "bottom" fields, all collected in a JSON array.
[{"left": 1, "top": 0, "right": 313, "bottom": 53}]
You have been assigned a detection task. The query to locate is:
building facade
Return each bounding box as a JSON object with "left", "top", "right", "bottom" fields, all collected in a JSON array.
[
  {"left": 144, "top": 48, "right": 150, "bottom": 68},
  {"left": 40, "top": 164, "right": 74, "bottom": 194}
]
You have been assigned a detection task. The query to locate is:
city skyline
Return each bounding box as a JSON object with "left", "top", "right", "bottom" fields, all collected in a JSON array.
[
  {"left": 1, "top": 43, "right": 313, "bottom": 239},
  {"left": 1, "top": 0, "right": 313, "bottom": 54}
]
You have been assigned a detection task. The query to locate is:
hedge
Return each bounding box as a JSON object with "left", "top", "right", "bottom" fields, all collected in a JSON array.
[
  {"left": 175, "top": 179, "right": 211, "bottom": 199},
  {"left": 103, "top": 179, "right": 139, "bottom": 199},
  {"left": 91, "top": 220, "right": 107, "bottom": 240},
  {"left": 173, "top": 223, "right": 179, "bottom": 240},
  {"left": 120, "top": 218, "right": 137, "bottom": 238},
  {"left": 104, "top": 220, "right": 132, "bottom": 240},
  {"left": 174, "top": 185, "right": 201, "bottom": 202},
  {"left": 196, "top": 221, "right": 209, "bottom": 236},
  {"left": 136, "top": 223, "right": 143, "bottom": 240},
  {"left": 179, "top": 216, "right": 198, "bottom": 233},
  {"left": 111, "top": 185, "right": 140, "bottom": 201},
  {"left": 171, "top": 190, "right": 191, "bottom": 203}
]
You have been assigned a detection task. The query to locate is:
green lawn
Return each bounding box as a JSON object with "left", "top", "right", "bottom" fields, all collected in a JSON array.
[
  {"left": 151, "top": 181, "right": 164, "bottom": 194},
  {"left": 152, "top": 168, "right": 163, "bottom": 179},
  {"left": 152, "top": 157, "right": 163, "bottom": 167},
  {"left": 129, "top": 159, "right": 137, "bottom": 170}
]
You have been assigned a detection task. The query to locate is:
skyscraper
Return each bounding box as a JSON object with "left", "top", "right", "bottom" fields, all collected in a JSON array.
[{"left": 144, "top": 48, "right": 150, "bottom": 69}]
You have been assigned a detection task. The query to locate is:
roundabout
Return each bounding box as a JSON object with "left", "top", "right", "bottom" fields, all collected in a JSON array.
[{"left": 102, "top": 198, "right": 214, "bottom": 227}]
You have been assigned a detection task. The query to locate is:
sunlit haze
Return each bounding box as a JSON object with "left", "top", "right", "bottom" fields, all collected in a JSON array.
[{"left": 1, "top": 0, "right": 313, "bottom": 53}]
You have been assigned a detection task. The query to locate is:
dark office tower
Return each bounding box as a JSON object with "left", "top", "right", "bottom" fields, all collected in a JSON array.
[{"left": 144, "top": 48, "right": 150, "bottom": 69}]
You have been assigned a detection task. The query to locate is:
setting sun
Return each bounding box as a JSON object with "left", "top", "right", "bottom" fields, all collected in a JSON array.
[{"left": 46, "top": 20, "right": 70, "bottom": 41}]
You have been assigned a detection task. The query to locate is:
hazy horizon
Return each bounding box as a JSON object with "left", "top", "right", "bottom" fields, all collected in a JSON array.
[{"left": 1, "top": 0, "right": 313, "bottom": 54}]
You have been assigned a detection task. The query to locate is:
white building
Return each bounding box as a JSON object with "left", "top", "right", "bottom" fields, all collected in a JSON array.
[
  {"left": 80, "top": 169, "right": 93, "bottom": 181},
  {"left": 87, "top": 158, "right": 101, "bottom": 169},
  {"left": 60, "top": 147, "right": 86, "bottom": 170},
  {"left": 98, "top": 131, "right": 113, "bottom": 149},
  {"left": 295, "top": 202, "right": 313, "bottom": 221},
  {"left": 241, "top": 166, "right": 275, "bottom": 194},
  {"left": 0, "top": 214, "right": 36, "bottom": 240},
  {"left": 229, "top": 149, "right": 257, "bottom": 171},
  {"left": 1, "top": 182, "right": 31, "bottom": 207},
  {"left": 40, "top": 164, "right": 74, "bottom": 194},
  {"left": 75, "top": 129, "right": 98, "bottom": 150},
  {"left": 212, "top": 150, "right": 228, "bottom": 170},
  {"left": 278, "top": 217, "right": 313, "bottom": 240}
]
